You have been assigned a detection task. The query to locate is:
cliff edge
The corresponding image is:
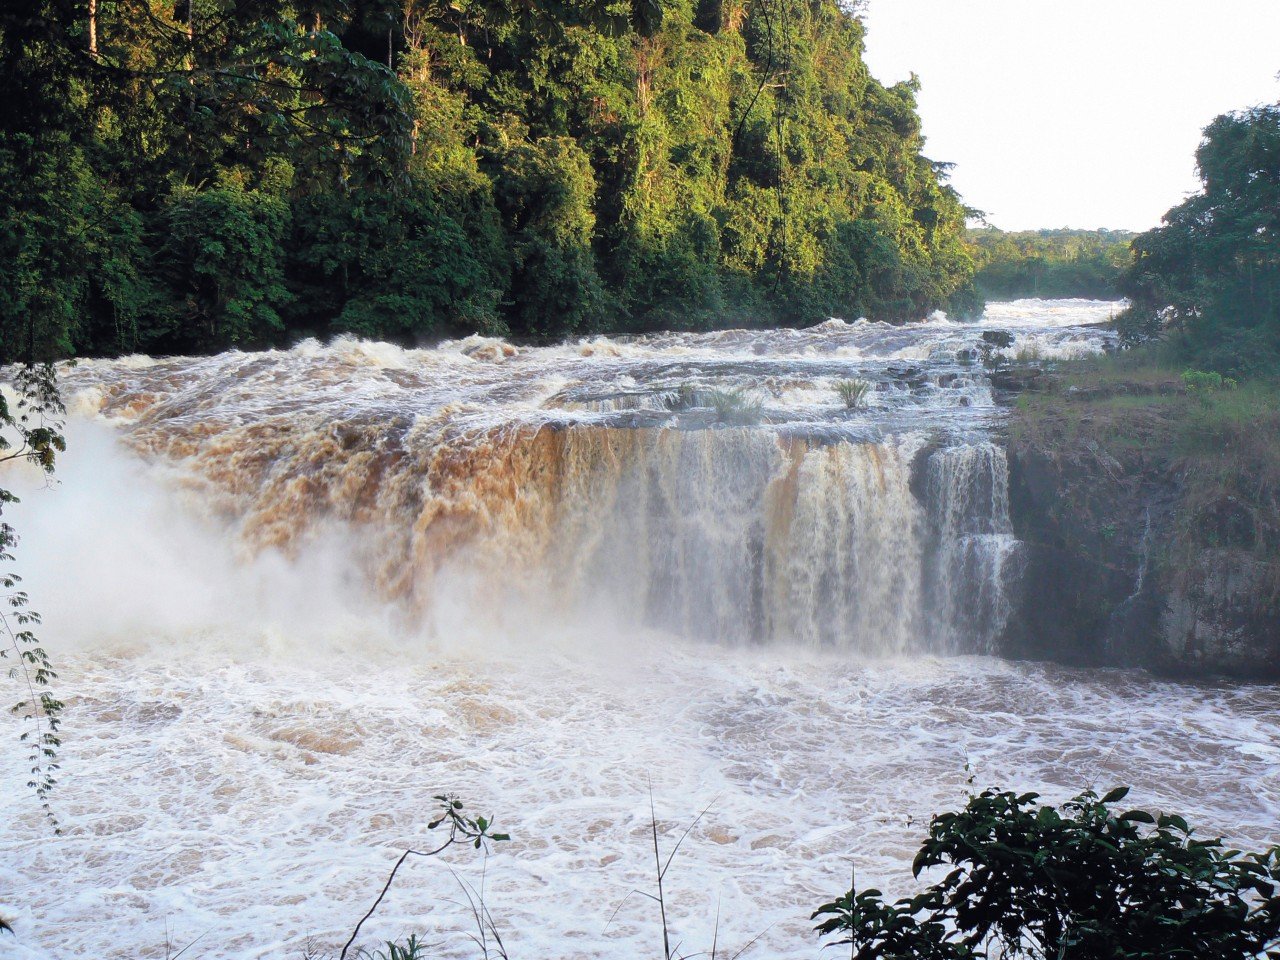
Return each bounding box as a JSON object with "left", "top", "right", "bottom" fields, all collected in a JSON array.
[{"left": 1000, "top": 361, "right": 1280, "bottom": 679}]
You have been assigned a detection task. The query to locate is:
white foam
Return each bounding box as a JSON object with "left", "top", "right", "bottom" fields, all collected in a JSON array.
[{"left": 3, "top": 641, "right": 1277, "bottom": 960}]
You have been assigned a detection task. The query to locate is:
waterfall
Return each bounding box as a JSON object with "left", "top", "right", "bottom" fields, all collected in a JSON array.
[
  {"left": 20, "top": 303, "right": 1226, "bottom": 960},
  {"left": 924, "top": 443, "right": 1018, "bottom": 653},
  {"left": 549, "top": 430, "right": 928, "bottom": 653},
  {"left": 377, "top": 426, "right": 930, "bottom": 653},
  {"left": 48, "top": 307, "right": 1116, "bottom": 657},
  {"left": 69, "top": 397, "right": 995, "bottom": 654}
]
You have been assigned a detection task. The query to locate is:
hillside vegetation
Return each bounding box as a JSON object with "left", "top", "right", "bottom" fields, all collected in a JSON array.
[{"left": 0, "top": 0, "right": 977, "bottom": 361}]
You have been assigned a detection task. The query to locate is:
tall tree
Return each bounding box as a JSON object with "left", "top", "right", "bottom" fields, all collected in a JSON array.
[{"left": 1121, "top": 104, "right": 1280, "bottom": 374}]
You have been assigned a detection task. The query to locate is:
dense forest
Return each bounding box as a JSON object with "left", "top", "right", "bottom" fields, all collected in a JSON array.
[
  {"left": 0, "top": 0, "right": 979, "bottom": 361},
  {"left": 966, "top": 227, "right": 1134, "bottom": 300}
]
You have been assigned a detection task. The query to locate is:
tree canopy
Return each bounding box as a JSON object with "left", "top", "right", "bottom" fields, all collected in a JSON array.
[
  {"left": 1120, "top": 104, "right": 1280, "bottom": 375},
  {"left": 0, "top": 0, "right": 977, "bottom": 360}
]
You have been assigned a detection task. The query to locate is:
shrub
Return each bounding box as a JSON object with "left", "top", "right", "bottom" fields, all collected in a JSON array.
[
  {"left": 660, "top": 384, "right": 764, "bottom": 424},
  {"left": 356, "top": 935, "right": 428, "bottom": 960},
  {"left": 1182, "top": 368, "right": 1238, "bottom": 394},
  {"left": 835, "top": 378, "right": 872, "bottom": 409},
  {"left": 814, "top": 787, "right": 1280, "bottom": 960},
  {"left": 705, "top": 387, "right": 764, "bottom": 425},
  {"left": 339, "top": 796, "right": 509, "bottom": 960},
  {"left": 1014, "top": 343, "right": 1045, "bottom": 363}
]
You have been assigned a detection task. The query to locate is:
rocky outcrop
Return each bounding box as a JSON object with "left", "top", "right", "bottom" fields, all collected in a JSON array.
[{"left": 1002, "top": 430, "right": 1280, "bottom": 679}]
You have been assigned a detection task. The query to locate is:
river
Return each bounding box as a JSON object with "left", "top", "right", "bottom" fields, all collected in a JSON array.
[{"left": 2, "top": 299, "right": 1277, "bottom": 958}]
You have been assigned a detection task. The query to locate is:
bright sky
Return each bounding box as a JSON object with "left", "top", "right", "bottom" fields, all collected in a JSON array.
[{"left": 860, "top": 0, "right": 1280, "bottom": 231}]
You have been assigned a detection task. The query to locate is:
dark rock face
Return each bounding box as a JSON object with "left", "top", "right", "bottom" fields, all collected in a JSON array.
[
  {"left": 989, "top": 367, "right": 1045, "bottom": 394},
  {"left": 1002, "top": 437, "right": 1280, "bottom": 679}
]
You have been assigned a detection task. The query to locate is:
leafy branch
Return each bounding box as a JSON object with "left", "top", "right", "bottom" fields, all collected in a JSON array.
[
  {"left": 1, "top": 362, "right": 66, "bottom": 830},
  {"left": 814, "top": 787, "right": 1280, "bottom": 959}
]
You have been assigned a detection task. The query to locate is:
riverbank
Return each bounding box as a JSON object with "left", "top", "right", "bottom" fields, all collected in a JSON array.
[{"left": 1003, "top": 350, "right": 1280, "bottom": 678}]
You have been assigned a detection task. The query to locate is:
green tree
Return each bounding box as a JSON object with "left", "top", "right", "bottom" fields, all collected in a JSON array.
[
  {"left": 152, "top": 179, "right": 293, "bottom": 351},
  {"left": 289, "top": 183, "right": 508, "bottom": 339},
  {"left": 3, "top": 0, "right": 980, "bottom": 356},
  {"left": 495, "top": 136, "right": 608, "bottom": 338},
  {"left": 1120, "top": 104, "right": 1280, "bottom": 375},
  {"left": 0, "top": 132, "right": 154, "bottom": 361}
]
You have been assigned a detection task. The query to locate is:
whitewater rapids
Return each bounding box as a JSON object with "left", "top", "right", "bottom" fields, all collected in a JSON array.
[{"left": 2, "top": 300, "right": 1278, "bottom": 959}]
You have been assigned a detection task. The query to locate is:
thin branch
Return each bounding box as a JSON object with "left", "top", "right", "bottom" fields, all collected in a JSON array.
[
  {"left": 729, "top": 922, "right": 774, "bottom": 960},
  {"left": 650, "top": 784, "right": 673, "bottom": 960},
  {"left": 168, "top": 929, "right": 210, "bottom": 960},
  {"left": 662, "top": 796, "right": 718, "bottom": 880},
  {"left": 339, "top": 838, "right": 454, "bottom": 960}
]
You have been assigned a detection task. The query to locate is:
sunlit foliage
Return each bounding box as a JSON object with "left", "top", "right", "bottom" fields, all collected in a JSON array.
[
  {"left": 1, "top": 0, "right": 975, "bottom": 356},
  {"left": 815, "top": 787, "right": 1280, "bottom": 959}
]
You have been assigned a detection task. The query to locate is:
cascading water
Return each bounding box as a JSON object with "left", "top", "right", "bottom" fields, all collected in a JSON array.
[
  {"left": 46, "top": 299, "right": 1115, "bottom": 654},
  {"left": 924, "top": 442, "right": 1018, "bottom": 653},
  {"left": 6, "top": 299, "right": 1279, "bottom": 960}
]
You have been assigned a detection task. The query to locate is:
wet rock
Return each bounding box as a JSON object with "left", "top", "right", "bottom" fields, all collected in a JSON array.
[
  {"left": 673, "top": 409, "right": 720, "bottom": 430},
  {"left": 463, "top": 341, "right": 519, "bottom": 361},
  {"left": 887, "top": 364, "right": 928, "bottom": 388},
  {"left": 989, "top": 367, "right": 1045, "bottom": 392},
  {"left": 1161, "top": 550, "right": 1276, "bottom": 670},
  {"left": 1194, "top": 496, "right": 1256, "bottom": 549},
  {"left": 1003, "top": 434, "right": 1280, "bottom": 679},
  {"left": 606, "top": 411, "right": 672, "bottom": 429},
  {"left": 907, "top": 439, "right": 943, "bottom": 503},
  {"left": 329, "top": 422, "right": 363, "bottom": 450}
]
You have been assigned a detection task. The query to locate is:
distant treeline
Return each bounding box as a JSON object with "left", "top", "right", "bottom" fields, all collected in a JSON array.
[
  {"left": 968, "top": 228, "right": 1135, "bottom": 301},
  {"left": 0, "top": 0, "right": 979, "bottom": 362}
]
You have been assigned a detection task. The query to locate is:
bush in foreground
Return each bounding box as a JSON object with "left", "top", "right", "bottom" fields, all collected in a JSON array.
[{"left": 814, "top": 787, "right": 1280, "bottom": 959}]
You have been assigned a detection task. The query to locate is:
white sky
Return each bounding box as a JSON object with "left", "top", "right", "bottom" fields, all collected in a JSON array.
[{"left": 860, "top": 0, "right": 1280, "bottom": 231}]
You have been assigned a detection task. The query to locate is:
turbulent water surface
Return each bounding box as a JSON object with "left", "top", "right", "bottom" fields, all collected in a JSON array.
[{"left": 3, "top": 299, "right": 1278, "bottom": 959}]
